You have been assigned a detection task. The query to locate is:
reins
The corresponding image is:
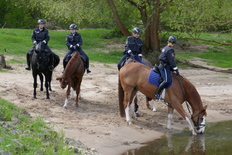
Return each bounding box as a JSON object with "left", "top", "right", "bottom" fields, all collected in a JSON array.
[{"left": 175, "top": 75, "right": 192, "bottom": 115}]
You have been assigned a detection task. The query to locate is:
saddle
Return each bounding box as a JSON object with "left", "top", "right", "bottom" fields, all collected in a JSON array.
[{"left": 65, "top": 52, "right": 86, "bottom": 68}]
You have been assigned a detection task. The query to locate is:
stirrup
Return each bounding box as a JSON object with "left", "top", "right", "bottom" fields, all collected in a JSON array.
[{"left": 154, "top": 94, "right": 160, "bottom": 99}]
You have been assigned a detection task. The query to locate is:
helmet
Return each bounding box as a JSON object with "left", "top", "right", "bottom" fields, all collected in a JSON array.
[
  {"left": 69, "top": 24, "right": 77, "bottom": 30},
  {"left": 37, "top": 19, "right": 46, "bottom": 24},
  {"left": 168, "top": 36, "right": 177, "bottom": 43},
  {"left": 132, "top": 27, "right": 142, "bottom": 35}
]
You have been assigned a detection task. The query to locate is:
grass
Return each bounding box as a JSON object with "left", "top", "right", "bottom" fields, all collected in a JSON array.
[
  {"left": 1, "top": 28, "right": 232, "bottom": 68},
  {"left": 0, "top": 98, "right": 75, "bottom": 155}
]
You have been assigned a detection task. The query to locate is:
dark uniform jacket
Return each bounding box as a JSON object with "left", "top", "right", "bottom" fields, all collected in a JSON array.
[
  {"left": 32, "top": 27, "right": 50, "bottom": 44},
  {"left": 66, "top": 32, "right": 82, "bottom": 50},
  {"left": 159, "top": 45, "right": 177, "bottom": 70},
  {"left": 125, "top": 36, "right": 142, "bottom": 55}
]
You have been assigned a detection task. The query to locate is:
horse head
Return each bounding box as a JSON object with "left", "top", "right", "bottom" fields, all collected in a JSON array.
[
  {"left": 56, "top": 76, "right": 69, "bottom": 89},
  {"left": 191, "top": 105, "right": 207, "bottom": 134},
  {"left": 34, "top": 42, "right": 48, "bottom": 70}
]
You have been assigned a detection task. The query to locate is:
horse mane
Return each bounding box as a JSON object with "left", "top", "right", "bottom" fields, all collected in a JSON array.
[{"left": 64, "top": 52, "right": 79, "bottom": 72}]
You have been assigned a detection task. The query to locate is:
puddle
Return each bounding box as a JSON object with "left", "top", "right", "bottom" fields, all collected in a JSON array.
[{"left": 122, "top": 121, "right": 232, "bottom": 155}]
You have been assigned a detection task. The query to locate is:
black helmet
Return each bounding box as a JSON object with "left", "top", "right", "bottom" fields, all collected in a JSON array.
[
  {"left": 168, "top": 36, "right": 177, "bottom": 43},
  {"left": 132, "top": 27, "right": 142, "bottom": 35},
  {"left": 37, "top": 19, "right": 46, "bottom": 24},
  {"left": 69, "top": 24, "right": 77, "bottom": 30}
]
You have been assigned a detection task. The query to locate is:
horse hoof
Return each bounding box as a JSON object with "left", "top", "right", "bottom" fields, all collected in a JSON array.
[
  {"left": 40, "top": 89, "right": 43, "bottom": 91},
  {"left": 46, "top": 97, "right": 50, "bottom": 100},
  {"left": 153, "top": 108, "right": 157, "bottom": 112},
  {"left": 127, "top": 121, "right": 132, "bottom": 125}
]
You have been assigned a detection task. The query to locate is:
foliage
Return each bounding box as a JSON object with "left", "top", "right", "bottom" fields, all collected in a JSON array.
[{"left": 0, "top": 98, "right": 75, "bottom": 154}]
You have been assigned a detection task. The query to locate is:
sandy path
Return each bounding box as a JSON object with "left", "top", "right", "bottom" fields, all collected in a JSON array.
[{"left": 0, "top": 62, "right": 232, "bottom": 155}]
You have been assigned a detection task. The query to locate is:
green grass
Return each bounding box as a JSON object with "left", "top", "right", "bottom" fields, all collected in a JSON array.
[
  {"left": 1, "top": 28, "right": 232, "bottom": 67},
  {"left": 0, "top": 98, "right": 74, "bottom": 155}
]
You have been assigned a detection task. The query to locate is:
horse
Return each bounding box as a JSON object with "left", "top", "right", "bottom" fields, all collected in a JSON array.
[
  {"left": 124, "top": 58, "right": 157, "bottom": 113},
  {"left": 118, "top": 63, "right": 207, "bottom": 135},
  {"left": 56, "top": 51, "right": 85, "bottom": 108},
  {"left": 31, "top": 42, "right": 60, "bottom": 99}
]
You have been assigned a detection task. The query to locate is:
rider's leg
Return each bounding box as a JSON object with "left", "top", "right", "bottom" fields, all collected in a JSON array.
[
  {"left": 45, "top": 46, "right": 54, "bottom": 71},
  {"left": 25, "top": 47, "right": 34, "bottom": 70},
  {"left": 117, "top": 54, "right": 129, "bottom": 71},
  {"left": 63, "top": 50, "right": 73, "bottom": 71},
  {"left": 154, "top": 68, "right": 169, "bottom": 99},
  {"left": 78, "top": 49, "right": 91, "bottom": 74}
]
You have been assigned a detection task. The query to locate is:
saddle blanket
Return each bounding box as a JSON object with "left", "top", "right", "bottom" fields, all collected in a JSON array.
[{"left": 147, "top": 69, "right": 172, "bottom": 89}]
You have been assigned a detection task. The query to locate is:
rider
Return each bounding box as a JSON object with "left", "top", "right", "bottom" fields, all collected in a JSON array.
[
  {"left": 64, "top": 24, "right": 91, "bottom": 74},
  {"left": 25, "top": 19, "right": 54, "bottom": 71},
  {"left": 117, "top": 27, "right": 143, "bottom": 70},
  {"left": 154, "top": 36, "right": 180, "bottom": 99}
]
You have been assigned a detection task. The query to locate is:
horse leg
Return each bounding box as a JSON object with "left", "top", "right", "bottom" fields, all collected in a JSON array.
[
  {"left": 131, "top": 95, "right": 138, "bottom": 118},
  {"left": 33, "top": 73, "right": 37, "bottom": 99},
  {"left": 167, "top": 105, "right": 174, "bottom": 129},
  {"left": 70, "top": 87, "right": 75, "bottom": 99},
  {"left": 39, "top": 73, "right": 43, "bottom": 91},
  {"left": 75, "top": 81, "right": 82, "bottom": 107},
  {"left": 153, "top": 101, "right": 157, "bottom": 112},
  {"left": 123, "top": 87, "right": 133, "bottom": 124},
  {"left": 63, "top": 85, "right": 71, "bottom": 108},
  {"left": 44, "top": 74, "right": 51, "bottom": 99},
  {"left": 145, "top": 97, "right": 152, "bottom": 110},
  {"left": 171, "top": 103, "right": 197, "bottom": 135}
]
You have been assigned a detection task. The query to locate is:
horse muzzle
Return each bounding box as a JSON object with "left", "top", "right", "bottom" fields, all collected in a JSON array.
[{"left": 196, "top": 124, "right": 206, "bottom": 134}]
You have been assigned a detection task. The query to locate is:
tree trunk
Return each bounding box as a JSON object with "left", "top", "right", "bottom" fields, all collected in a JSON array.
[{"left": 106, "top": 0, "right": 131, "bottom": 36}]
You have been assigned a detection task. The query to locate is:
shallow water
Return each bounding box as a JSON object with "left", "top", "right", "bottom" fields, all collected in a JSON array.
[{"left": 122, "top": 121, "right": 232, "bottom": 155}]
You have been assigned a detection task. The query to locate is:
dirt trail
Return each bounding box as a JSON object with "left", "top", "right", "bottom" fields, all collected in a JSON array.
[{"left": 0, "top": 62, "right": 232, "bottom": 155}]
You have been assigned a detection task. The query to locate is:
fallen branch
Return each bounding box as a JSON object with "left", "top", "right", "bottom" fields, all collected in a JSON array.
[
  {"left": 177, "top": 59, "right": 232, "bottom": 74},
  {"left": 183, "top": 37, "right": 232, "bottom": 46}
]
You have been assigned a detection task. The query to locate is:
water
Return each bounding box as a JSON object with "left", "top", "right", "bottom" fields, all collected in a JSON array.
[{"left": 123, "top": 121, "right": 232, "bottom": 155}]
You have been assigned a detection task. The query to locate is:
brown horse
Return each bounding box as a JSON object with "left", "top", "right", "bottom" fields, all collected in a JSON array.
[
  {"left": 118, "top": 63, "right": 207, "bottom": 135},
  {"left": 56, "top": 52, "right": 85, "bottom": 107},
  {"left": 124, "top": 58, "right": 157, "bottom": 112}
]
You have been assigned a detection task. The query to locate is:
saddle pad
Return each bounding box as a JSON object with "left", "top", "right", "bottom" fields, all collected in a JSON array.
[{"left": 147, "top": 69, "right": 172, "bottom": 88}]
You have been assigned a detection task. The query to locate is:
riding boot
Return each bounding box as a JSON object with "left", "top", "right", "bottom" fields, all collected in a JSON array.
[
  {"left": 63, "top": 59, "right": 67, "bottom": 73},
  {"left": 25, "top": 53, "right": 31, "bottom": 70},
  {"left": 154, "top": 81, "right": 168, "bottom": 99},
  {"left": 85, "top": 57, "right": 91, "bottom": 74},
  {"left": 49, "top": 55, "right": 54, "bottom": 71}
]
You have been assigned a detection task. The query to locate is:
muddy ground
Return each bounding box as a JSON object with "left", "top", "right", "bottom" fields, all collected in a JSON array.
[{"left": 0, "top": 59, "right": 232, "bottom": 155}]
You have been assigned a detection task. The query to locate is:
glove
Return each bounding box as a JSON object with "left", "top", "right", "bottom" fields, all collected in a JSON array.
[
  {"left": 127, "top": 50, "right": 132, "bottom": 54},
  {"left": 76, "top": 44, "right": 80, "bottom": 47},
  {"left": 33, "top": 41, "right": 37, "bottom": 45},
  {"left": 138, "top": 54, "right": 142, "bottom": 59},
  {"left": 175, "top": 69, "right": 179, "bottom": 75},
  {"left": 43, "top": 40, "right": 46, "bottom": 44},
  {"left": 70, "top": 45, "right": 73, "bottom": 49}
]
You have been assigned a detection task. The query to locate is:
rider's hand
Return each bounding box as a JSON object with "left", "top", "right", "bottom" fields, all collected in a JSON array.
[
  {"left": 127, "top": 50, "right": 132, "bottom": 54},
  {"left": 76, "top": 44, "right": 79, "bottom": 47},
  {"left": 33, "top": 41, "right": 37, "bottom": 45},
  {"left": 70, "top": 45, "right": 73, "bottom": 49},
  {"left": 43, "top": 40, "right": 46, "bottom": 44}
]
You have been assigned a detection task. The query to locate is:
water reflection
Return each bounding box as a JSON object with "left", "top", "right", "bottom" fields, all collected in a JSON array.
[{"left": 123, "top": 121, "right": 232, "bottom": 155}]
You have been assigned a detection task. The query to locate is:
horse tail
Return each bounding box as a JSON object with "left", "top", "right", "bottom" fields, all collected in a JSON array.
[
  {"left": 53, "top": 54, "right": 60, "bottom": 68},
  {"left": 118, "top": 74, "right": 125, "bottom": 117}
]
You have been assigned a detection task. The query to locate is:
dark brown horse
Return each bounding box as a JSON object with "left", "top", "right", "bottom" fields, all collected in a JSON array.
[
  {"left": 56, "top": 52, "right": 85, "bottom": 107},
  {"left": 118, "top": 63, "right": 207, "bottom": 135}
]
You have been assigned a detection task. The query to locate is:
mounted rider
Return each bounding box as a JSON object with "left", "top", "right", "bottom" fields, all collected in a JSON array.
[
  {"left": 154, "top": 36, "right": 180, "bottom": 99},
  {"left": 63, "top": 24, "right": 91, "bottom": 74},
  {"left": 25, "top": 19, "right": 55, "bottom": 71},
  {"left": 117, "top": 27, "right": 143, "bottom": 70}
]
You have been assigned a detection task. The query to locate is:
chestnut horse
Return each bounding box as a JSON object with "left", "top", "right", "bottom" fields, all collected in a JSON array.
[
  {"left": 118, "top": 63, "right": 207, "bottom": 135},
  {"left": 124, "top": 58, "right": 157, "bottom": 113},
  {"left": 56, "top": 52, "right": 85, "bottom": 107}
]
